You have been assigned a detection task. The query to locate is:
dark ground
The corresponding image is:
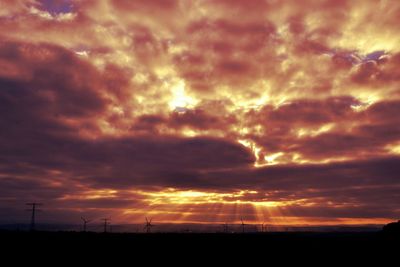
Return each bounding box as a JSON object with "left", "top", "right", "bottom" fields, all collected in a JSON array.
[{"left": 0, "top": 230, "right": 398, "bottom": 263}]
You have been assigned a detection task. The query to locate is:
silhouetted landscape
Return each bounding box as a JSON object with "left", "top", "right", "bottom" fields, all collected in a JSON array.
[
  {"left": 1, "top": 221, "right": 399, "bottom": 256},
  {"left": 0, "top": 222, "right": 385, "bottom": 233}
]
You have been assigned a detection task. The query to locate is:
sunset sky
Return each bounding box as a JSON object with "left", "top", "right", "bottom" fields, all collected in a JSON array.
[{"left": 0, "top": 0, "right": 399, "bottom": 227}]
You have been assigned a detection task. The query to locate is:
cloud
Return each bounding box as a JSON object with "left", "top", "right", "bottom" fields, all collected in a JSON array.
[{"left": 0, "top": 0, "right": 400, "bottom": 225}]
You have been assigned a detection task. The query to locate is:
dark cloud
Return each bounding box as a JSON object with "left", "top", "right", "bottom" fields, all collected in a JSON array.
[
  {"left": 351, "top": 52, "right": 400, "bottom": 85},
  {"left": 175, "top": 18, "right": 278, "bottom": 92},
  {"left": 0, "top": 41, "right": 107, "bottom": 118},
  {"left": 189, "top": 156, "right": 400, "bottom": 191},
  {"left": 38, "top": 0, "right": 74, "bottom": 15},
  {"left": 0, "top": 39, "right": 256, "bottom": 189},
  {"left": 1, "top": 1, "right": 400, "bottom": 225},
  {"left": 255, "top": 96, "right": 360, "bottom": 126},
  {"left": 239, "top": 97, "right": 400, "bottom": 160},
  {"left": 111, "top": 0, "right": 178, "bottom": 12}
]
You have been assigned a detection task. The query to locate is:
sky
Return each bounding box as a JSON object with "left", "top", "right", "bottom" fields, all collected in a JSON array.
[{"left": 0, "top": 0, "right": 399, "bottom": 227}]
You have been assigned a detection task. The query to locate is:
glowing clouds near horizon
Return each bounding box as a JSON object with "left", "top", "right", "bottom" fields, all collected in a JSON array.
[{"left": 0, "top": 0, "right": 399, "bottom": 226}]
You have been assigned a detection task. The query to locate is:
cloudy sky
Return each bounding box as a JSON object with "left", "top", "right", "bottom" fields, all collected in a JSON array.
[{"left": 0, "top": 0, "right": 399, "bottom": 226}]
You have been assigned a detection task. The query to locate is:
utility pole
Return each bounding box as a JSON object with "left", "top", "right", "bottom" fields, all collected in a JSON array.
[
  {"left": 26, "top": 203, "right": 42, "bottom": 231},
  {"left": 144, "top": 217, "right": 154, "bottom": 233}
]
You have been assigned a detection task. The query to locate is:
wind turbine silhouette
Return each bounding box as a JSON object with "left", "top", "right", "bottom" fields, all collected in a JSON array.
[
  {"left": 81, "top": 217, "right": 92, "bottom": 232},
  {"left": 101, "top": 218, "right": 111, "bottom": 233},
  {"left": 144, "top": 217, "right": 154, "bottom": 233},
  {"left": 240, "top": 218, "right": 248, "bottom": 233}
]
